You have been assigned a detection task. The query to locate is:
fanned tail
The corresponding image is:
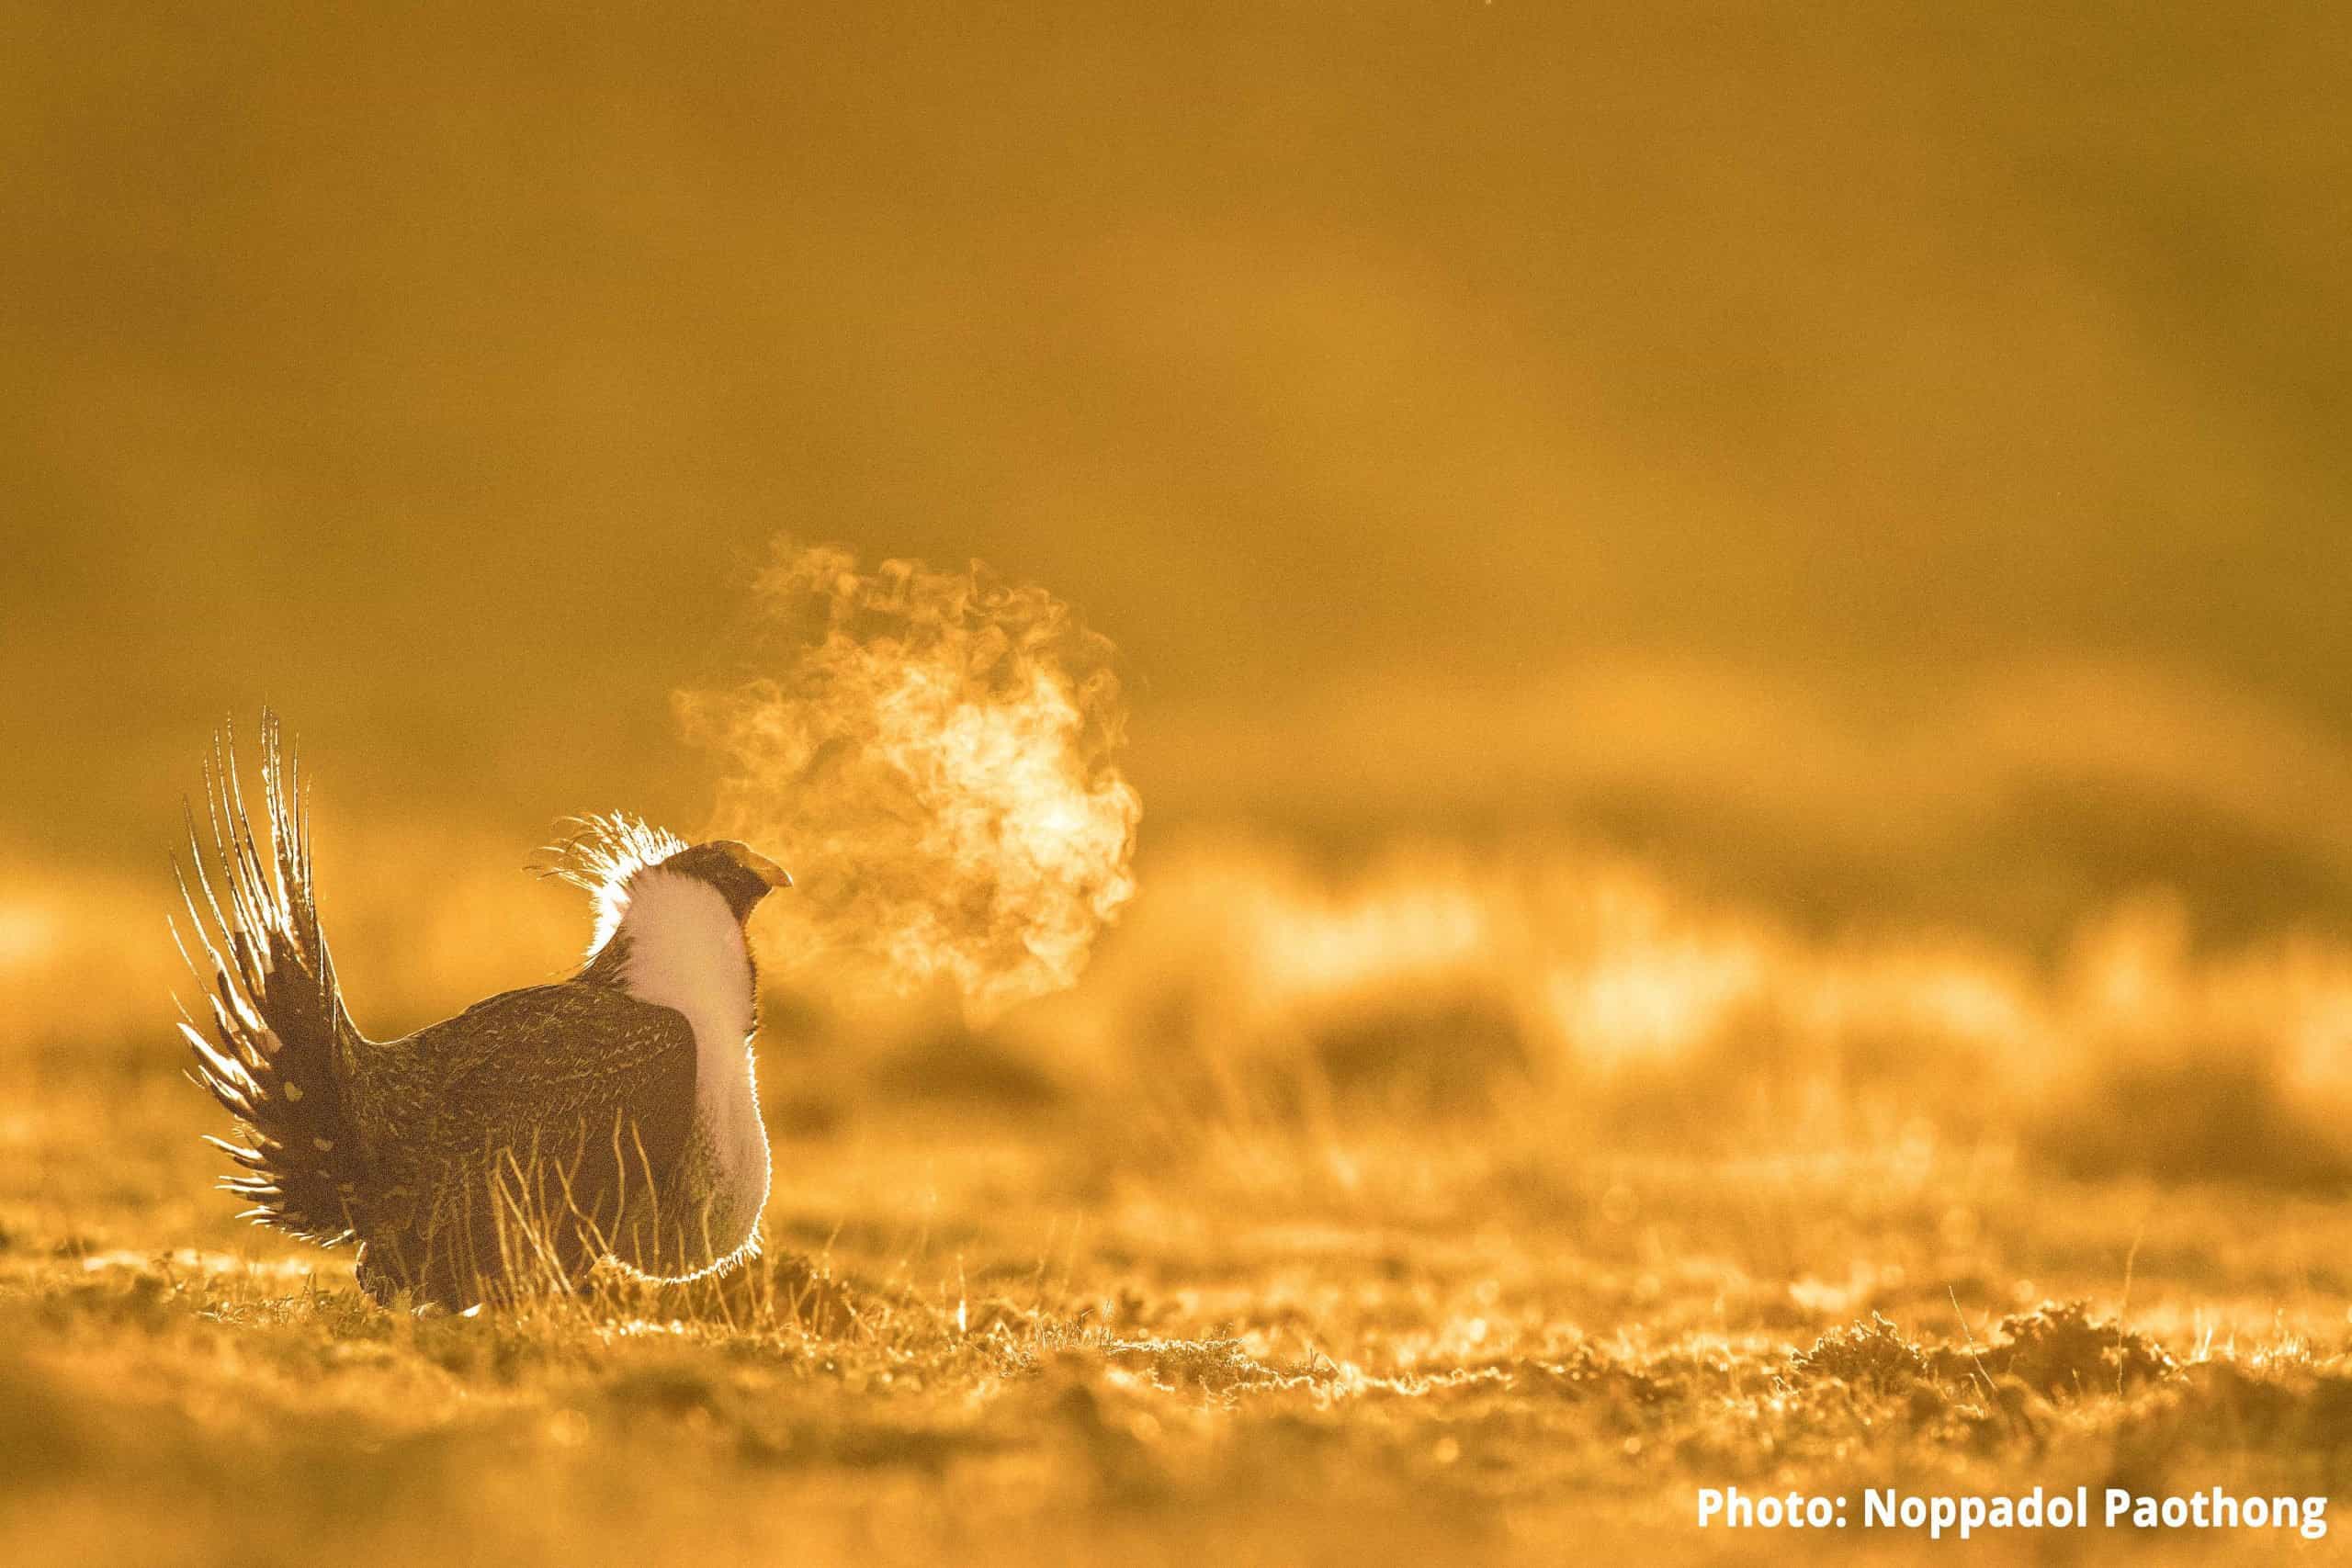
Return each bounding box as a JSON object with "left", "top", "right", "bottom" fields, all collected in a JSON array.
[{"left": 173, "top": 711, "right": 372, "bottom": 1245}]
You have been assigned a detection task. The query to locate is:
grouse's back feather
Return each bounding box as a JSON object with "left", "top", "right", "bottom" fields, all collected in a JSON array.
[
  {"left": 173, "top": 712, "right": 373, "bottom": 1245},
  {"left": 353, "top": 978, "right": 700, "bottom": 1305}
]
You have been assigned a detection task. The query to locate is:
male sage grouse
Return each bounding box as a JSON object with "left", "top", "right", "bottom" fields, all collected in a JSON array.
[{"left": 175, "top": 713, "right": 791, "bottom": 1309}]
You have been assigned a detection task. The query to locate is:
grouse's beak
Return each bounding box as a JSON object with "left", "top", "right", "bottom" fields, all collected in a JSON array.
[{"left": 721, "top": 842, "right": 793, "bottom": 889}]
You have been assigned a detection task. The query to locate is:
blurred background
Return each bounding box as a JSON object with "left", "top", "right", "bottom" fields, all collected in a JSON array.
[{"left": 6, "top": 2, "right": 2351, "bottom": 1179}]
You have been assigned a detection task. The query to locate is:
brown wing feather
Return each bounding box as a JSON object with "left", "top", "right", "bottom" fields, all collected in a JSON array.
[{"left": 353, "top": 982, "right": 697, "bottom": 1307}]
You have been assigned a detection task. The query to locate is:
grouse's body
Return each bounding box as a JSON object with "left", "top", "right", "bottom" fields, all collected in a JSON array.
[{"left": 175, "top": 716, "right": 790, "bottom": 1308}]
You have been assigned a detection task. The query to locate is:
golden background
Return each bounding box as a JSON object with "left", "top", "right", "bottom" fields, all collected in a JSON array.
[{"left": 9, "top": 4, "right": 2348, "bottom": 931}]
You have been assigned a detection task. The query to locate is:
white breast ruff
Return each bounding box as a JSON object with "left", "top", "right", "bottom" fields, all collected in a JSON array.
[{"left": 606, "top": 868, "right": 771, "bottom": 1265}]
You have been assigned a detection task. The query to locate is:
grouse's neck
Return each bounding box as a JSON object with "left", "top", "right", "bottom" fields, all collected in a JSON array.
[{"left": 583, "top": 869, "right": 758, "bottom": 1041}]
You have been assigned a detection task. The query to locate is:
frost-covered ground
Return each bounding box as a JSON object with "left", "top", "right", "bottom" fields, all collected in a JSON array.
[{"left": 6, "top": 1063, "right": 2352, "bottom": 1566}]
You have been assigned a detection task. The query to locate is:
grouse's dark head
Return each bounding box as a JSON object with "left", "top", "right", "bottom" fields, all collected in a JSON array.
[{"left": 659, "top": 840, "right": 793, "bottom": 920}]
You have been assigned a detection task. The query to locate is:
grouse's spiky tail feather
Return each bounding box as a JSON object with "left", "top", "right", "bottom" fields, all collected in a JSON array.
[{"left": 172, "top": 712, "right": 372, "bottom": 1245}]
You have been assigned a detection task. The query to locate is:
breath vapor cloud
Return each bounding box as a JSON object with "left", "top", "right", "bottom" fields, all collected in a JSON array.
[{"left": 676, "top": 542, "right": 1141, "bottom": 1020}]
